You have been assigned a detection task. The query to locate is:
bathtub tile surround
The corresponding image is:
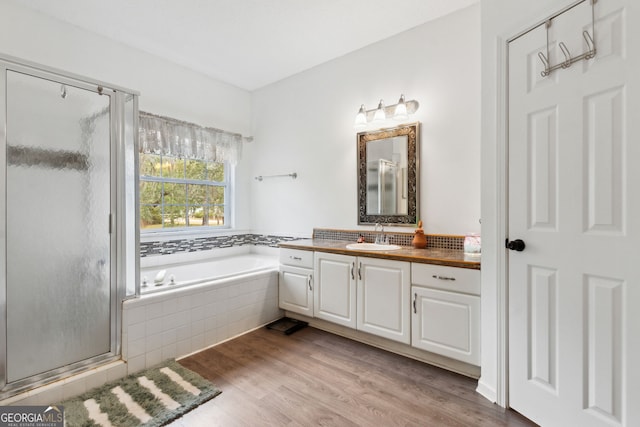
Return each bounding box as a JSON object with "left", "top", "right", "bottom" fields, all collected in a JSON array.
[
  {"left": 122, "top": 270, "right": 281, "bottom": 374},
  {"left": 313, "top": 228, "right": 465, "bottom": 251},
  {"left": 140, "top": 233, "right": 301, "bottom": 257}
]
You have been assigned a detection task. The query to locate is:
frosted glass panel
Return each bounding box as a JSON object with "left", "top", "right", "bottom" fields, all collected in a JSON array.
[
  {"left": 5, "top": 71, "right": 112, "bottom": 383},
  {"left": 124, "top": 95, "right": 137, "bottom": 297}
]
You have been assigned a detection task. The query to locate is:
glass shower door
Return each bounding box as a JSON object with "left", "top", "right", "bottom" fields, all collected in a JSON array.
[{"left": 4, "top": 70, "right": 114, "bottom": 384}]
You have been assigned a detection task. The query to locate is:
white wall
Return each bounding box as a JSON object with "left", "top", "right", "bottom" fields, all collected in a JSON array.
[
  {"left": 249, "top": 5, "right": 481, "bottom": 237},
  {"left": 479, "top": 0, "right": 581, "bottom": 405},
  {"left": 0, "top": 0, "right": 254, "bottom": 231}
]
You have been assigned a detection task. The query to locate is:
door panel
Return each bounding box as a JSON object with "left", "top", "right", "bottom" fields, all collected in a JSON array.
[
  {"left": 583, "top": 87, "right": 624, "bottom": 234},
  {"left": 528, "top": 265, "right": 558, "bottom": 392},
  {"left": 585, "top": 274, "right": 624, "bottom": 420},
  {"left": 508, "top": 1, "right": 638, "bottom": 425},
  {"left": 527, "top": 106, "right": 558, "bottom": 231}
]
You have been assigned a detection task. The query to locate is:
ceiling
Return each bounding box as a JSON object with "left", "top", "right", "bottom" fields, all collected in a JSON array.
[{"left": 13, "top": 0, "right": 478, "bottom": 91}]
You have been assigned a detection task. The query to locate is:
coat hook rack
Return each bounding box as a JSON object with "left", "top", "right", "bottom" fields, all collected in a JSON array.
[
  {"left": 537, "top": 0, "right": 597, "bottom": 77},
  {"left": 255, "top": 172, "right": 297, "bottom": 182}
]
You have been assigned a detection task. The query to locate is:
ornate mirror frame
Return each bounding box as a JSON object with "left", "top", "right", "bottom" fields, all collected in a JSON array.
[{"left": 357, "top": 122, "right": 419, "bottom": 225}]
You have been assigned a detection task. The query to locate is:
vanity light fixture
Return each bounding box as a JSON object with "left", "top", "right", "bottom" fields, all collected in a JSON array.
[{"left": 354, "top": 94, "right": 419, "bottom": 128}]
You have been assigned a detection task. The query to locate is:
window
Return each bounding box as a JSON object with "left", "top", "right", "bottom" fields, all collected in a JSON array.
[
  {"left": 138, "top": 111, "right": 247, "bottom": 233},
  {"left": 139, "top": 154, "right": 228, "bottom": 230}
]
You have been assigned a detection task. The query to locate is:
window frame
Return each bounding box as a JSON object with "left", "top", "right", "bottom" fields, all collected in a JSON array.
[{"left": 139, "top": 154, "right": 232, "bottom": 235}]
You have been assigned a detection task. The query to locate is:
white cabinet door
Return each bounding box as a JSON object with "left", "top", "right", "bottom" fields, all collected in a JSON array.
[
  {"left": 357, "top": 257, "right": 410, "bottom": 344},
  {"left": 314, "top": 252, "right": 356, "bottom": 328},
  {"left": 279, "top": 265, "right": 313, "bottom": 316},
  {"left": 411, "top": 286, "right": 480, "bottom": 365}
]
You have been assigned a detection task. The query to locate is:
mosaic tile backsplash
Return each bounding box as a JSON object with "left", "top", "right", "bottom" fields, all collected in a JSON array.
[
  {"left": 140, "top": 234, "right": 301, "bottom": 257},
  {"left": 312, "top": 228, "right": 465, "bottom": 251},
  {"left": 141, "top": 228, "right": 466, "bottom": 257}
]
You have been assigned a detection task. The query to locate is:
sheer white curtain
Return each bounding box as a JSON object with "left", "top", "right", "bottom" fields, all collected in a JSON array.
[{"left": 138, "top": 111, "right": 250, "bottom": 165}]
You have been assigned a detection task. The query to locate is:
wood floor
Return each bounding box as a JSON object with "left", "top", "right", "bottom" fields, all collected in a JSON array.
[{"left": 169, "top": 325, "right": 536, "bottom": 426}]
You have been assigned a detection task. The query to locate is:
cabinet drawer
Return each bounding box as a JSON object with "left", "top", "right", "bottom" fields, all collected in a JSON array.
[
  {"left": 280, "top": 248, "right": 314, "bottom": 268},
  {"left": 411, "top": 263, "right": 480, "bottom": 296}
]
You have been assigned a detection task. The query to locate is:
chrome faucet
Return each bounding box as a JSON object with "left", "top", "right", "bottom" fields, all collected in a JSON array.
[{"left": 374, "top": 223, "right": 388, "bottom": 244}]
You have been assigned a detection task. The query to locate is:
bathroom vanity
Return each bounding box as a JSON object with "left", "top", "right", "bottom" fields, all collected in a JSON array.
[{"left": 279, "top": 238, "right": 481, "bottom": 378}]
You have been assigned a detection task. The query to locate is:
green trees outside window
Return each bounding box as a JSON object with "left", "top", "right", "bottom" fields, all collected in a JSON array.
[{"left": 140, "top": 153, "right": 227, "bottom": 230}]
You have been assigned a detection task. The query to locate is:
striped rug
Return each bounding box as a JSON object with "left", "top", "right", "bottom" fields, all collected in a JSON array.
[{"left": 59, "top": 360, "right": 220, "bottom": 427}]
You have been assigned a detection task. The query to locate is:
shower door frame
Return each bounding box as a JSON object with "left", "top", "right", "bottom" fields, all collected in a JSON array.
[{"left": 0, "top": 54, "right": 138, "bottom": 397}]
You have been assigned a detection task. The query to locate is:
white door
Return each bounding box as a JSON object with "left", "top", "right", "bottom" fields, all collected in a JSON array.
[
  {"left": 314, "top": 252, "right": 357, "bottom": 328},
  {"left": 357, "top": 257, "right": 410, "bottom": 344},
  {"left": 508, "top": 1, "right": 639, "bottom": 425}
]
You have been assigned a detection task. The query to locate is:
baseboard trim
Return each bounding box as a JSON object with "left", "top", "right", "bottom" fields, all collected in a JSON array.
[{"left": 476, "top": 378, "right": 498, "bottom": 404}]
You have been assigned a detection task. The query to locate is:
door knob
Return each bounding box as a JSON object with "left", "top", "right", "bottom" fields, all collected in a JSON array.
[{"left": 506, "top": 239, "right": 526, "bottom": 252}]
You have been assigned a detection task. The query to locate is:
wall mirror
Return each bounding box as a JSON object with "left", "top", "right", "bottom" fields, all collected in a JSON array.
[{"left": 357, "top": 122, "right": 419, "bottom": 225}]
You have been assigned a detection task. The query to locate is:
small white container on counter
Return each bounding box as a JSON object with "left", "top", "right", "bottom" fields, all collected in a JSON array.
[{"left": 464, "top": 233, "right": 481, "bottom": 255}]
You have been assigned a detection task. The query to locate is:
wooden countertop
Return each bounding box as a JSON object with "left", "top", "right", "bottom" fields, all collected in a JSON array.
[{"left": 279, "top": 239, "right": 481, "bottom": 270}]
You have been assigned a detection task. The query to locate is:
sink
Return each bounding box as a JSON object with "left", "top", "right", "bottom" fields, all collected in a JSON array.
[{"left": 345, "top": 243, "right": 402, "bottom": 251}]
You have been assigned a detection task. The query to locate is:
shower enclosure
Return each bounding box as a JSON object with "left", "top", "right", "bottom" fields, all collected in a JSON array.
[{"left": 0, "top": 55, "right": 138, "bottom": 396}]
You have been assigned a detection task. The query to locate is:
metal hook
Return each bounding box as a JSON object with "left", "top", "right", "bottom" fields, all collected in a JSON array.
[
  {"left": 583, "top": 30, "right": 596, "bottom": 59},
  {"left": 538, "top": 52, "right": 551, "bottom": 77},
  {"left": 559, "top": 42, "right": 572, "bottom": 68}
]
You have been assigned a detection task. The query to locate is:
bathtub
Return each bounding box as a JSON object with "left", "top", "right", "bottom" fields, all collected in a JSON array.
[{"left": 139, "top": 253, "right": 279, "bottom": 294}]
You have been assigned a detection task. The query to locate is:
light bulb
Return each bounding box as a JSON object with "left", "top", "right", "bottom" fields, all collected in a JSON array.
[
  {"left": 373, "top": 100, "right": 386, "bottom": 122},
  {"left": 354, "top": 104, "right": 367, "bottom": 127},
  {"left": 394, "top": 94, "right": 408, "bottom": 120}
]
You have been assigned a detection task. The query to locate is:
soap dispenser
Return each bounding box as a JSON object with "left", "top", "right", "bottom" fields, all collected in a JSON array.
[{"left": 412, "top": 220, "right": 427, "bottom": 249}]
